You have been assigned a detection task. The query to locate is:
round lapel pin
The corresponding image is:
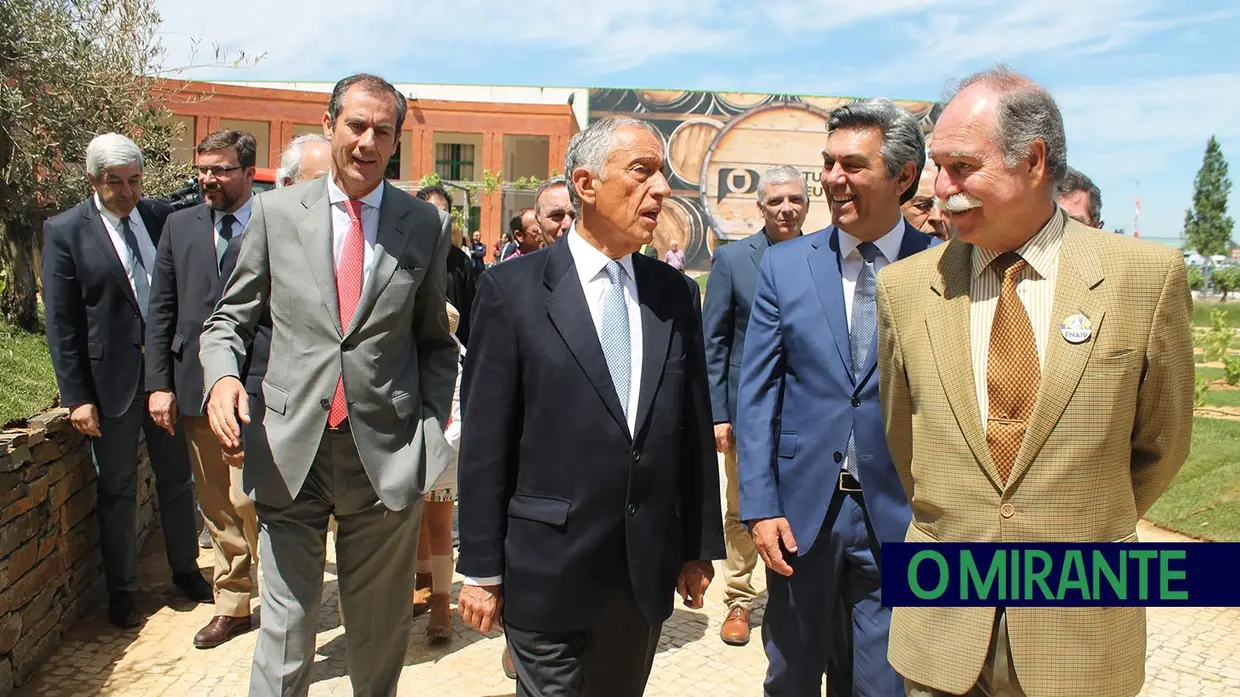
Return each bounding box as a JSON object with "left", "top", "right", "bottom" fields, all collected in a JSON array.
[{"left": 1060, "top": 313, "right": 1092, "bottom": 344}]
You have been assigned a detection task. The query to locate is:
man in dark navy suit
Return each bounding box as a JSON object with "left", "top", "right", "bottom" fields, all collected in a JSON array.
[
  {"left": 702, "top": 164, "right": 809, "bottom": 647},
  {"left": 737, "top": 100, "right": 933, "bottom": 696},
  {"left": 457, "top": 117, "right": 724, "bottom": 697},
  {"left": 146, "top": 129, "right": 262, "bottom": 649},
  {"left": 42, "top": 133, "right": 211, "bottom": 630}
]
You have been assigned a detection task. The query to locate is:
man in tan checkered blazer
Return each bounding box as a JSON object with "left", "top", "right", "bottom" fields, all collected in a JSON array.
[{"left": 875, "top": 66, "right": 1194, "bottom": 697}]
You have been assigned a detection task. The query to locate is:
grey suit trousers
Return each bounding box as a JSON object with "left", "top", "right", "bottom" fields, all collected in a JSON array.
[{"left": 249, "top": 429, "right": 422, "bottom": 697}]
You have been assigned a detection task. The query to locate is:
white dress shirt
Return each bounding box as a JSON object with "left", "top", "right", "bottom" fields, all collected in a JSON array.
[
  {"left": 213, "top": 195, "right": 253, "bottom": 243},
  {"left": 837, "top": 218, "right": 904, "bottom": 473},
  {"left": 464, "top": 227, "right": 646, "bottom": 588},
  {"left": 93, "top": 193, "right": 155, "bottom": 301},
  {"left": 838, "top": 218, "right": 905, "bottom": 325},
  {"left": 326, "top": 175, "right": 385, "bottom": 289}
]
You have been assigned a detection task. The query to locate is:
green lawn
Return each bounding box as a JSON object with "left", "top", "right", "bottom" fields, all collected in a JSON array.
[
  {"left": 1193, "top": 300, "right": 1240, "bottom": 327},
  {"left": 1202, "top": 389, "right": 1240, "bottom": 408},
  {"left": 1197, "top": 365, "right": 1226, "bottom": 381},
  {"left": 694, "top": 273, "right": 708, "bottom": 294},
  {"left": 1146, "top": 417, "right": 1240, "bottom": 540},
  {"left": 0, "top": 316, "right": 58, "bottom": 427}
]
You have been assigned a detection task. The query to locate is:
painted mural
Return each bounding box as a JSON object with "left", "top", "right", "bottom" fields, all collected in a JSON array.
[{"left": 588, "top": 88, "right": 942, "bottom": 269}]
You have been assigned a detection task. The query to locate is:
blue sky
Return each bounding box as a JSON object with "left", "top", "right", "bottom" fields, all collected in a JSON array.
[{"left": 155, "top": 0, "right": 1240, "bottom": 246}]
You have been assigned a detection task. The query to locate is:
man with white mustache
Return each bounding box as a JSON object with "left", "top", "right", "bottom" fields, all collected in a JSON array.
[{"left": 737, "top": 99, "right": 935, "bottom": 696}]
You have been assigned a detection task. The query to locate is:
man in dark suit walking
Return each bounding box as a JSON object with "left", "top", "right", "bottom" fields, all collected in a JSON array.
[
  {"left": 701, "top": 164, "right": 809, "bottom": 647},
  {"left": 42, "top": 132, "right": 212, "bottom": 630},
  {"left": 146, "top": 129, "right": 261, "bottom": 649},
  {"left": 737, "top": 100, "right": 932, "bottom": 696},
  {"left": 457, "top": 116, "right": 724, "bottom": 697}
]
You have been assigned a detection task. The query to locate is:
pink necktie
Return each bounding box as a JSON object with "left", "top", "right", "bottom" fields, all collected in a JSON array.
[{"left": 328, "top": 199, "right": 365, "bottom": 428}]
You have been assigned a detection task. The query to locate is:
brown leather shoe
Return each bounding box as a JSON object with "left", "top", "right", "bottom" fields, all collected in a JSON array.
[
  {"left": 193, "top": 615, "right": 253, "bottom": 649},
  {"left": 426, "top": 593, "right": 453, "bottom": 644},
  {"left": 720, "top": 605, "right": 751, "bottom": 646},
  {"left": 412, "top": 572, "right": 432, "bottom": 616},
  {"left": 501, "top": 646, "right": 517, "bottom": 679}
]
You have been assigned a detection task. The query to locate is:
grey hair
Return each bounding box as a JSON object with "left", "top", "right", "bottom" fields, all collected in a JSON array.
[
  {"left": 945, "top": 65, "right": 1068, "bottom": 188},
  {"left": 85, "top": 133, "right": 143, "bottom": 178},
  {"left": 564, "top": 117, "right": 664, "bottom": 214},
  {"left": 533, "top": 175, "right": 568, "bottom": 218},
  {"left": 1055, "top": 166, "right": 1102, "bottom": 226},
  {"left": 757, "top": 165, "right": 808, "bottom": 203},
  {"left": 827, "top": 99, "right": 926, "bottom": 204},
  {"left": 276, "top": 134, "right": 330, "bottom": 188}
]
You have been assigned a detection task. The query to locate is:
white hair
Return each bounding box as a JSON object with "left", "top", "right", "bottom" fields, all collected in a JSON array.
[
  {"left": 564, "top": 117, "right": 664, "bottom": 214},
  {"left": 276, "top": 133, "right": 330, "bottom": 188},
  {"left": 85, "top": 133, "right": 143, "bottom": 178},
  {"left": 757, "top": 165, "right": 808, "bottom": 203}
]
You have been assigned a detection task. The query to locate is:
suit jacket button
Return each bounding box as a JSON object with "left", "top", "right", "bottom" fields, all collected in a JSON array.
[
  {"left": 851, "top": 397, "right": 861, "bottom": 408},
  {"left": 632, "top": 450, "right": 640, "bottom": 462},
  {"left": 133, "top": 311, "right": 140, "bottom": 319},
  {"left": 627, "top": 504, "right": 637, "bottom": 515},
  {"left": 319, "top": 398, "right": 330, "bottom": 410},
  {"left": 833, "top": 451, "right": 843, "bottom": 463},
  {"left": 1000, "top": 503, "right": 1015, "bottom": 518}
]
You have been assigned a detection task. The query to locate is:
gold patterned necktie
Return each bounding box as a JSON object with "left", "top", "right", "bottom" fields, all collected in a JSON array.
[{"left": 986, "top": 252, "right": 1040, "bottom": 484}]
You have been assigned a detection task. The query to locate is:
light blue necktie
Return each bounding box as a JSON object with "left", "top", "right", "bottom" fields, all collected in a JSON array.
[
  {"left": 120, "top": 216, "right": 150, "bottom": 319},
  {"left": 600, "top": 261, "right": 631, "bottom": 421},
  {"left": 844, "top": 241, "right": 880, "bottom": 474}
]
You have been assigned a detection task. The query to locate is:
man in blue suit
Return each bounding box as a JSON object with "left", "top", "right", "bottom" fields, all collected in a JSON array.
[
  {"left": 702, "top": 164, "right": 809, "bottom": 646},
  {"left": 737, "top": 99, "right": 933, "bottom": 696}
]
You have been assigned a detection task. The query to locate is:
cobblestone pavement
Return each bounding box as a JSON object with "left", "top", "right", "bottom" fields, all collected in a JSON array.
[{"left": 17, "top": 508, "right": 1240, "bottom": 695}]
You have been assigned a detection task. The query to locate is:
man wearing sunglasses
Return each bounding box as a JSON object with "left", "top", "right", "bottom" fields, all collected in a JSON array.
[{"left": 146, "top": 129, "right": 260, "bottom": 649}]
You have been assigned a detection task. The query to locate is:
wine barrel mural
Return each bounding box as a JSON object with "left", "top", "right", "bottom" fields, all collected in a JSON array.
[{"left": 587, "top": 87, "right": 940, "bottom": 269}]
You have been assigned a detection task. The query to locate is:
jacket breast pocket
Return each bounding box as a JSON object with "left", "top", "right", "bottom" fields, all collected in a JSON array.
[{"left": 508, "top": 494, "right": 571, "bottom": 527}]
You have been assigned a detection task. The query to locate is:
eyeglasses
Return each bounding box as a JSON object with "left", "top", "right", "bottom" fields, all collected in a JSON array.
[{"left": 195, "top": 165, "right": 244, "bottom": 177}]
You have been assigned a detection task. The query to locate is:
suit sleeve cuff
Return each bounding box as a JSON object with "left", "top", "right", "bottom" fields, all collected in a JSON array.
[{"left": 463, "top": 575, "right": 503, "bottom": 586}]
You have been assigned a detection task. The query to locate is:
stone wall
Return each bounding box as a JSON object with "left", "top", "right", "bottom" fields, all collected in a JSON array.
[{"left": 0, "top": 408, "right": 159, "bottom": 696}]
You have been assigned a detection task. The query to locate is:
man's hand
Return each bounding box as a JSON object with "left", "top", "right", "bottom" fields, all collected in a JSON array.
[
  {"left": 458, "top": 583, "right": 503, "bottom": 634},
  {"left": 713, "top": 423, "right": 733, "bottom": 454},
  {"left": 148, "top": 389, "right": 178, "bottom": 435},
  {"left": 676, "top": 560, "right": 714, "bottom": 609},
  {"left": 206, "top": 377, "right": 249, "bottom": 449},
  {"left": 68, "top": 403, "right": 101, "bottom": 437},
  {"left": 750, "top": 517, "right": 798, "bottom": 577},
  {"left": 222, "top": 445, "right": 245, "bottom": 469}
]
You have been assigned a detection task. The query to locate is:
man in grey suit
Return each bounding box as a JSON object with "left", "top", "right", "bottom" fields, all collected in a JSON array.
[
  {"left": 701, "top": 164, "right": 809, "bottom": 646},
  {"left": 199, "top": 73, "right": 457, "bottom": 697}
]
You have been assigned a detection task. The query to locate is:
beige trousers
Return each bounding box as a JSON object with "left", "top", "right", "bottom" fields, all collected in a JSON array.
[
  {"left": 722, "top": 440, "right": 759, "bottom": 609},
  {"left": 183, "top": 416, "right": 259, "bottom": 617},
  {"left": 904, "top": 610, "right": 1025, "bottom": 697}
]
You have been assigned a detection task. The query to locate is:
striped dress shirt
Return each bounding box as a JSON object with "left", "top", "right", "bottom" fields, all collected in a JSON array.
[{"left": 969, "top": 207, "right": 1067, "bottom": 428}]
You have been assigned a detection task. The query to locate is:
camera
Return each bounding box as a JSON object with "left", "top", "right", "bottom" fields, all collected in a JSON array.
[{"left": 164, "top": 176, "right": 203, "bottom": 211}]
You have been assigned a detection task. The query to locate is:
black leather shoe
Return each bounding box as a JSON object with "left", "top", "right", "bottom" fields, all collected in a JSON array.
[
  {"left": 173, "top": 571, "right": 215, "bottom": 604},
  {"left": 108, "top": 592, "right": 142, "bottom": 629}
]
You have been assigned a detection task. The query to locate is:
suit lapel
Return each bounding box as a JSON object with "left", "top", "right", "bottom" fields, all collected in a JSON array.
[
  {"left": 807, "top": 228, "right": 853, "bottom": 381},
  {"left": 135, "top": 201, "right": 162, "bottom": 247},
  {"left": 748, "top": 232, "right": 769, "bottom": 271},
  {"left": 296, "top": 179, "right": 344, "bottom": 337},
  {"left": 1008, "top": 224, "right": 1104, "bottom": 486},
  {"left": 84, "top": 200, "right": 138, "bottom": 309},
  {"left": 632, "top": 256, "right": 672, "bottom": 438},
  {"left": 925, "top": 240, "right": 1003, "bottom": 489},
  {"left": 347, "top": 185, "right": 414, "bottom": 337},
  {"left": 543, "top": 241, "right": 629, "bottom": 436}
]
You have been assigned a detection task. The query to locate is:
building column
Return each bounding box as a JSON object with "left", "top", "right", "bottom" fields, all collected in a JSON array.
[{"left": 479, "top": 130, "right": 503, "bottom": 252}]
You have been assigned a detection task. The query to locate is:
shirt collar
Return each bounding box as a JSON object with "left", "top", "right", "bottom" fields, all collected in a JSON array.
[
  {"left": 94, "top": 193, "right": 140, "bottom": 229},
  {"left": 567, "top": 225, "right": 635, "bottom": 282},
  {"left": 971, "top": 207, "right": 1067, "bottom": 281},
  {"left": 213, "top": 195, "right": 254, "bottom": 230},
  {"left": 837, "top": 216, "right": 906, "bottom": 264},
  {"left": 326, "top": 173, "right": 385, "bottom": 210}
]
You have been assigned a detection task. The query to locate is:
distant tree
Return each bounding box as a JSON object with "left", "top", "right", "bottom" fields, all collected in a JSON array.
[
  {"left": 1188, "top": 265, "right": 1206, "bottom": 291},
  {"left": 0, "top": 0, "right": 256, "bottom": 331},
  {"left": 1184, "top": 136, "right": 1234, "bottom": 258},
  {"left": 1210, "top": 266, "right": 1240, "bottom": 302}
]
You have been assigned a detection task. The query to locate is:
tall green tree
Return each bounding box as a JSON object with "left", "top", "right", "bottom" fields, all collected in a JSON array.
[
  {"left": 0, "top": 0, "right": 259, "bottom": 331},
  {"left": 1184, "top": 136, "right": 1235, "bottom": 258}
]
